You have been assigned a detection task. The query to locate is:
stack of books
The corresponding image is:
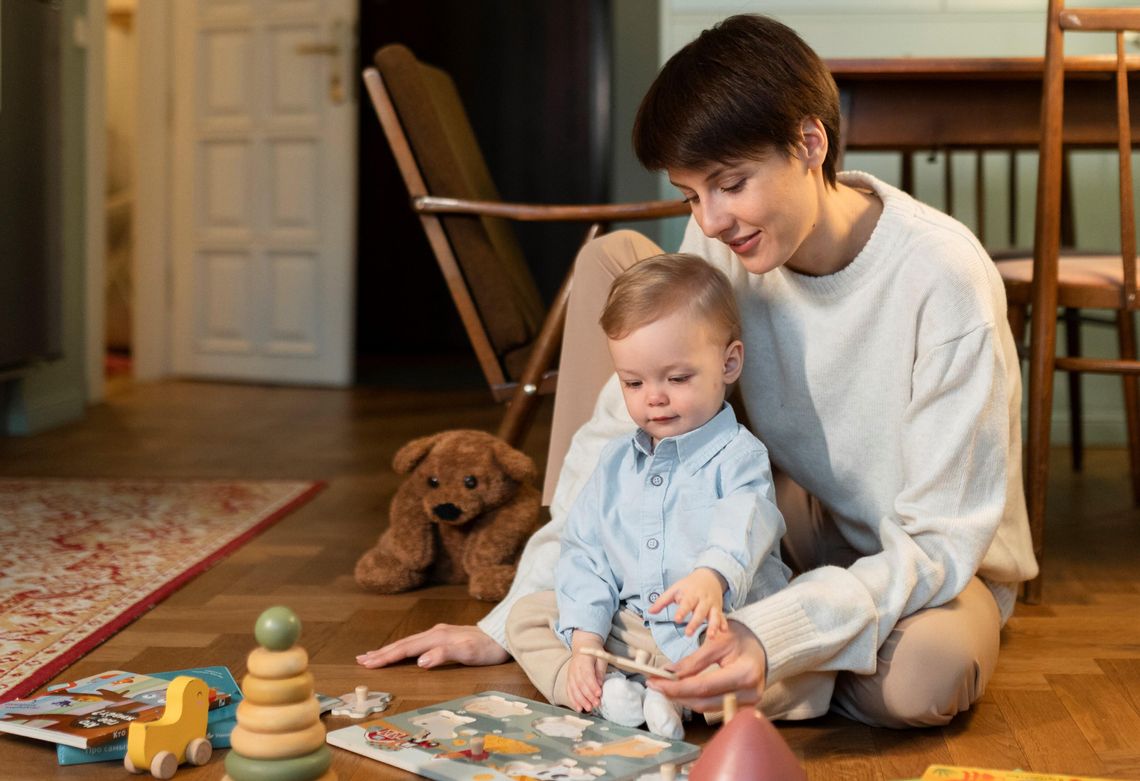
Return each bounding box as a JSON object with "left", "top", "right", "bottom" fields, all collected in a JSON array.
[{"left": 0, "top": 666, "right": 241, "bottom": 765}]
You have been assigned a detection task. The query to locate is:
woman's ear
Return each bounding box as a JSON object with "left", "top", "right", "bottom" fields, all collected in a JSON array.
[
  {"left": 723, "top": 340, "right": 744, "bottom": 384},
  {"left": 798, "top": 117, "right": 828, "bottom": 170}
]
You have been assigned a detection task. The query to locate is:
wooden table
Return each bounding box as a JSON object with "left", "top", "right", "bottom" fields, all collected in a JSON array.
[
  {"left": 827, "top": 56, "right": 1140, "bottom": 245},
  {"left": 828, "top": 56, "right": 1140, "bottom": 152}
]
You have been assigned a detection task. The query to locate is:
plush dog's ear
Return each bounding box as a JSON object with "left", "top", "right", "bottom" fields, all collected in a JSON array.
[
  {"left": 491, "top": 438, "right": 536, "bottom": 484},
  {"left": 393, "top": 433, "right": 443, "bottom": 474}
]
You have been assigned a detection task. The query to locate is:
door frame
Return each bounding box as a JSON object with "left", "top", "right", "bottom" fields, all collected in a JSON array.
[
  {"left": 84, "top": 0, "right": 170, "bottom": 392},
  {"left": 130, "top": 0, "right": 171, "bottom": 381},
  {"left": 84, "top": 0, "right": 107, "bottom": 402}
]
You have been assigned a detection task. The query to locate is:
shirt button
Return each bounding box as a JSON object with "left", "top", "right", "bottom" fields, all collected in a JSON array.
[
  {"left": 649, "top": 591, "right": 661, "bottom": 603},
  {"left": 646, "top": 538, "right": 659, "bottom": 550},
  {"left": 650, "top": 474, "right": 663, "bottom": 486}
]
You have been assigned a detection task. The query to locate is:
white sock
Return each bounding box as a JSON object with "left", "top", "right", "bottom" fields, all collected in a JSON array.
[
  {"left": 642, "top": 687, "right": 685, "bottom": 739},
  {"left": 598, "top": 673, "right": 646, "bottom": 727}
]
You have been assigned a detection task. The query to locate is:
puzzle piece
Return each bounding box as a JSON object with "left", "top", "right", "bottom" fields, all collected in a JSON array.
[{"left": 331, "top": 686, "right": 392, "bottom": 719}]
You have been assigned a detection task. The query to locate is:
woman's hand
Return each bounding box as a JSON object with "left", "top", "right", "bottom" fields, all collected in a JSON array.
[
  {"left": 648, "top": 567, "right": 729, "bottom": 637},
  {"left": 355, "top": 623, "right": 508, "bottom": 669},
  {"left": 647, "top": 620, "right": 767, "bottom": 713},
  {"left": 567, "top": 631, "right": 607, "bottom": 712}
]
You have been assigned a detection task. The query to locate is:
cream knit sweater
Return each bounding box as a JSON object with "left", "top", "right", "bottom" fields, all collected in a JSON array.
[{"left": 480, "top": 171, "right": 1038, "bottom": 688}]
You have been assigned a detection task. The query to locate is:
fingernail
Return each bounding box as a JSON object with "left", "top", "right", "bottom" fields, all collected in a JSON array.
[{"left": 417, "top": 655, "right": 430, "bottom": 668}]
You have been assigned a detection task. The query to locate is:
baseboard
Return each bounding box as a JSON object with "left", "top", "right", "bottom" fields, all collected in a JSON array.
[{"left": 3, "top": 380, "right": 86, "bottom": 436}]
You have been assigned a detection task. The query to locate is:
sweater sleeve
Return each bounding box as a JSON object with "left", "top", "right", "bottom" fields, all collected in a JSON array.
[
  {"left": 477, "top": 375, "right": 636, "bottom": 650},
  {"left": 730, "top": 323, "right": 1013, "bottom": 683}
]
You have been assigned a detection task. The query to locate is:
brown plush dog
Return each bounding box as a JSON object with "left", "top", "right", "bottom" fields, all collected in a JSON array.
[{"left": 354, "top": 429, "right": 541, "bottom": 601}]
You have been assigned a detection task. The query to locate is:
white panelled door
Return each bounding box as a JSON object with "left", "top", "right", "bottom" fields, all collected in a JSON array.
[{"left": 170, "top": 0, "right": 356, "bottom": 386}]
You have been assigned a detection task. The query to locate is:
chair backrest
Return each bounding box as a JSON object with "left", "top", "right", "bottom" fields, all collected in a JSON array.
[
  {"left": 1035, "top": 1, "right": 1140, "bottom": 309},
  {"left": 369, "top": 44, "right": 548, "bottom": 387}
]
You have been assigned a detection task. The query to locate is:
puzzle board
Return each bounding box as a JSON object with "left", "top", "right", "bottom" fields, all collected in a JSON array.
[{"left": 325, "top": 690, "right": 699, "bottom": 781}]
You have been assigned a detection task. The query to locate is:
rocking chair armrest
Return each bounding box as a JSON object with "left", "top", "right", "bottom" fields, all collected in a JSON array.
[{"left": 412, "top": 195, "right": 690, "bottom": 223}]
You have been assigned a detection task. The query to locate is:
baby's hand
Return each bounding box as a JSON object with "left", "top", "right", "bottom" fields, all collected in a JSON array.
[
  {"left": 568, "top": 631, "right": 607, "bottom": 712},
  {"left": 648, "top": 568, "right": 729, "bottom": 638}
]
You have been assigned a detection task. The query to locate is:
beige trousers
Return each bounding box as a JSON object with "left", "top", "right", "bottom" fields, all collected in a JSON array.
[{"left": 528, "top": 230, "right": 1002, "bottom": 727}]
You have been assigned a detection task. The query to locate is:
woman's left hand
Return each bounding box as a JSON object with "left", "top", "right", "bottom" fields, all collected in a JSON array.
[{"left": 647, "top": 620, "right": 767, "bottom": 712}]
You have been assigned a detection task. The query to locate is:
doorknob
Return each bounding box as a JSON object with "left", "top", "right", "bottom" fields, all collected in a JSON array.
[{"left": 295, "top": 20, "right": 348, "bottom": 104}]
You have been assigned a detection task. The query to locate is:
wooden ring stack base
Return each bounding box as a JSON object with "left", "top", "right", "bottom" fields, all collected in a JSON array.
[{"left": 223, "top": 607, "right": 336, "bottom": 781}]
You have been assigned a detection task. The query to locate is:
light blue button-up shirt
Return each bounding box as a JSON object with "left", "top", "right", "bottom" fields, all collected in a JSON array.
[{"left": 554, "top": 403, "right": 790, "bottom": 662}]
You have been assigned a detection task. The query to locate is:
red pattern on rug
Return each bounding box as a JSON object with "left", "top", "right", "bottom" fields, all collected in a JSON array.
[{"left": 0, "top": 478, "right": 323, "bottom": 702}]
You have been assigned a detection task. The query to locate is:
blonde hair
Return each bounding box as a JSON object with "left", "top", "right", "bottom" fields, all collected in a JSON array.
[{"left": 600, "top": 253, "right": 742, "bottom": 344}]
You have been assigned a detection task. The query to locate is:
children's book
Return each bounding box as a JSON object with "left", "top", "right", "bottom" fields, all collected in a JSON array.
[
  {"left": 53, "top": 666, "right": 242, "bottom": 764},
  {"left": 55, "top": 716, "right": 236, "bottom": 765},
  {"left": 0, "top": 667, "right": 235, "bottom": 749},
  {"left": 325, "top": 690, "right": 700, "bottom": 781}
]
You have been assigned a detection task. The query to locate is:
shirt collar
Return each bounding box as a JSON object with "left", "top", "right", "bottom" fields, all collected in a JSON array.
[{"left": 631, "top": 403, "right": 739, "bottom": 472}]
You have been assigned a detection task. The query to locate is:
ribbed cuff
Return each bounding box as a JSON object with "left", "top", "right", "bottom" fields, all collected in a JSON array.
[{"left": 730, "top": 589, "right": 819, "bottom": 683}]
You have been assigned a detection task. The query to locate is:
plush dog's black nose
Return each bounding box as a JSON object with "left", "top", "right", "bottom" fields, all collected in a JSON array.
[{"left": 432, "top": 503, "right": 462, "bottom": 521}]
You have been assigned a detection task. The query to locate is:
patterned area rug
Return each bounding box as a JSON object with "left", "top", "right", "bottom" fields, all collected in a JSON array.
[{"left": 0, "top": 478, "right": 323, "bottom": 702}]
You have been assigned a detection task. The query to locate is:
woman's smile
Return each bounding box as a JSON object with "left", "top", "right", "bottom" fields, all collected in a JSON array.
[{"left": 725, "top": 230, "right": 762, "bottom": 255}]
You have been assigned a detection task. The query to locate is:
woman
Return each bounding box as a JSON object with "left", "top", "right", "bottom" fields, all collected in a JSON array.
[{"left": 357, "top": 13, "right": 1038, "bottom": 728}]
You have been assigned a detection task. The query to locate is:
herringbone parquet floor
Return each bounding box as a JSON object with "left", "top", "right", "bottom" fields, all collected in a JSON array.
[{"left": 0, "top": 377, "right": 1137, "bottom": 780}]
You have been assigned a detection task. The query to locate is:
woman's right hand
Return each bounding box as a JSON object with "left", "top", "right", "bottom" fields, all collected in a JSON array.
[
  {"left": 355, "top": 623, "right": 509, "bottom": 669},
  {"left": 647, "top": 619, "right": 767, "bottom": 712}
]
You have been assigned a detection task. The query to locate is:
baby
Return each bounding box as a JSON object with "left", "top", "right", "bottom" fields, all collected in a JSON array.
[{"left": 511, "top": 253, "right": 790, "bottom": 738}]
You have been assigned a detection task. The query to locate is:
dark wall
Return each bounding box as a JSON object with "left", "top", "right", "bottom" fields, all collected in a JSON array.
[
  {"left": 0, "top": 0, "right": 62, "bottom": 370},
  {"left": 356, "top": 1, "right": 612, "bottom": 361}
]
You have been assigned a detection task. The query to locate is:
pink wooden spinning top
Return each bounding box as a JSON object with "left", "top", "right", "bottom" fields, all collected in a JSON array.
[{"left": 687, "top": 694, "right": 806, "bottom": 781}]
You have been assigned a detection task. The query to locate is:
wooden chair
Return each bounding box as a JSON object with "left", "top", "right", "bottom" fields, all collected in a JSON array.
[
  {"left": 363, "top": 44, "right": 688, "bottom": 447},
  {"left": 997, "top": 1, "right": 1140, "bottom": 603}
]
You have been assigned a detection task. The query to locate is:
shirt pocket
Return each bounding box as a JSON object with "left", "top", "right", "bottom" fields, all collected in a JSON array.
[{"left": 677, "top": 488, "right": 718, "bottom": 511}]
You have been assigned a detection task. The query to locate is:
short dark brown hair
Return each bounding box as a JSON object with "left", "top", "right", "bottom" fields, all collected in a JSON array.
[
  {"left": 600, "top": 253, "right": 741, "bottom": 345},
  {"left": 633, "top": 14, "right": 840, "bottom": 187}
]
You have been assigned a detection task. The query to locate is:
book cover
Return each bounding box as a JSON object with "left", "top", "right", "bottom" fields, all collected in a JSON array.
[
  {"left": 325, "top": 691, "right": 700, "bottom": 781},
  {"left": 0, "top": 667, "right": 237, "bottom": 749},
  {"left": 55, "top": 716, "right": 236, "bottom": 766},
  {"left": 53, "top": 666, "right": 242, "bottom": 764},
  {"left": 0, "top": 671, "right": 170, "bottom": 748},
  {"left": 142, "top": 665, "right": 242, "bottom": 721}
]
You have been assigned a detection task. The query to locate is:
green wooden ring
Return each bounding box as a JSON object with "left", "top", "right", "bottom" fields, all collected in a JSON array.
[
  {"left": 223, "top": 745, "right": 331, "bottom": 781},
  {"left": 255, "top": 606, "right": 301, "bottom": 651}
]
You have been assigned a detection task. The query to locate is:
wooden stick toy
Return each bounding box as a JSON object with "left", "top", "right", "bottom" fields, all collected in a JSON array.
[{"left": 578, "top": 646, "right": 678, "bottom": 680}]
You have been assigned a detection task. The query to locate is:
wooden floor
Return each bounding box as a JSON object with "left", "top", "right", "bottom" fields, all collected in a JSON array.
[{"left": 1, "top": 377, "right": 1139, "bottom": 780}]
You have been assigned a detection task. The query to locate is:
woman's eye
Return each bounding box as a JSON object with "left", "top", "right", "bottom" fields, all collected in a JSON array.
[
  {"left": 721, "top": 179, "right": 745, "bottom": 193},
  {"left": 464, "top": 475, "right": 478, "bottom": 489},
  {"left": 427, "top": 476, "right": 440, "bottom": 489}
]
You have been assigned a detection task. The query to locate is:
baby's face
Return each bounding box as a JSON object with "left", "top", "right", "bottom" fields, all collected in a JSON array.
[{"left": 608, "top": 308, "right": 742, "bottom": 445}]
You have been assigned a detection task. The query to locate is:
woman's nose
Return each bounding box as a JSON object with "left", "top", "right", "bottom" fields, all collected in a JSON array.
[{"left": 696, "top": 199, "right": 731, "bottom": 239}]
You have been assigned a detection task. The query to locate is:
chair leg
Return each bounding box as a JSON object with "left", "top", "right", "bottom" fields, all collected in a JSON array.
[
  {"left": 1021, "top": 299, "right": 1059, "bottom": 605},
  {"left": 496, "top": 270, "right": 573, "bottom": 449},
  {"left": 1064, "top": 308, "right": 1083, "bottom": 472},
  {"left": 1118, "top": 310, "right": 1140, "bottom": 506}
]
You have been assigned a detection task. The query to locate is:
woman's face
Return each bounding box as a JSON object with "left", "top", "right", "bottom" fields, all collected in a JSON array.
[{"left": 666, "top": 122, "right": 827, "bottom": 276}]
